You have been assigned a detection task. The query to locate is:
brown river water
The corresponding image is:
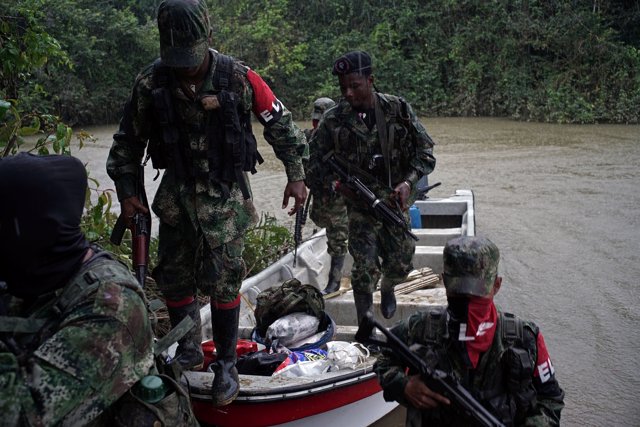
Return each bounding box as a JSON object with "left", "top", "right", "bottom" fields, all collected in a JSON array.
[{"left": 75, "top": 117, "right": 639, "bottom": 426}]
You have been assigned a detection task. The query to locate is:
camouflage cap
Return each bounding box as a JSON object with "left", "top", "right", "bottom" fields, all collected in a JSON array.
[
  {"left": 332, "top": 51, "right": 372, "bottom": 76},
  {"left": 157, "top": 0, "right": 211, "bottom": 68},
  {"left": 442, "top": 236, "right": 500, "bottom": 297},
  {"left": 311, "top": 97, "right": 336, "bottom": 120}
]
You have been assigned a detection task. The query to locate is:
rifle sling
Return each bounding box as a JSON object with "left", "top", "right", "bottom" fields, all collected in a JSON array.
[{"left": 373, "top": 94, "right": 392, "bottom": 188}]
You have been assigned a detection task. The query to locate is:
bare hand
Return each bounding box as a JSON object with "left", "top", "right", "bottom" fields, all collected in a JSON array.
[
  {"left": 282, "top": 180, "right": 307, "bottom": 216},
  {"left": 121, "top": 196, "right": 149, "bottom": 227},
  {"left": 404, "top": 375, "right": 451, "bottom": 410},
  {"left": 390, "top": 181, "right": 411, "bottom": 211}
]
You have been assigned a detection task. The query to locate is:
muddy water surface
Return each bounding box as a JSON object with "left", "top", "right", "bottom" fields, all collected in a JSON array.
[{"left": 77, "top": 118, "right": 640, "bottom": 426}]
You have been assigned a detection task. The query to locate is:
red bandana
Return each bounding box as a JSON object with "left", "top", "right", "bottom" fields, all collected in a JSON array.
[{"left": 455, "top": 298, "right": 497, "bottom": 368}]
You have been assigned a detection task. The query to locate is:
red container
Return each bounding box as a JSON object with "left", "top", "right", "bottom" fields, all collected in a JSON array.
[{"left": 201, "top": 339, "right": 259, "bottom": 370}]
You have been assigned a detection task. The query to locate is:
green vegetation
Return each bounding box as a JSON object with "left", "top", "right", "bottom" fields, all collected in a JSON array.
[
  {"left": 243, "top": 213, "right": 295, "bottom": 278},
  {"left": 3, "top": 0, "right": 638, "bottom": 124}
]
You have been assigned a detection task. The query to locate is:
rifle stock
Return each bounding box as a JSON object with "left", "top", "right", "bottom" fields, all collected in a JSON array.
[
  {"left": 322, "top": 152, "right": 418, "bottom": 241},
  {"left": 356, "top": 313, "right": 506, "bottom": 427}
]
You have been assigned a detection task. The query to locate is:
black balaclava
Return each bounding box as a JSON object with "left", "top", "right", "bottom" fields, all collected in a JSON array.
[{"left": 0, "top": 153, "right": 90, "bottom": 300}]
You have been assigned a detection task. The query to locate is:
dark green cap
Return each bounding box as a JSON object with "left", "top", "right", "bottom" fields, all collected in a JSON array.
[
  {"left": 311, "top": 97, "right": 335, "bottom": 120},
  {"left": 157, "top": 0, "right": 211, "bottom": 68},
  {"left": 332, "top": 51, "right": 372, "bottom": 76},
  {"left": 443, "top": 236, "right": 500, "bottom": 297}
]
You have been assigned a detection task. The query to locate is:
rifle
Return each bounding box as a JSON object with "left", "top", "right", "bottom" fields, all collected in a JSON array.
[
  {"left": 356, "top": 313, "right": 506, "bottom": 427},
  {"left": 292, "top": 201, "right": 308, "bottom": 268},
  {"left": 110, "top": 162, "right": 152, "bottom": 287},
  {"left": 322, "top": 152, "right": 418, "bottom": 241}
]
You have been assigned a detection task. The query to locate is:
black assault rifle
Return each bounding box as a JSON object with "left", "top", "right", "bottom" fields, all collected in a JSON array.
[
  {"left": 322, "top": 152, "right": 418, "bottom": 241},
  {"left": 110, "top": 162, "right": 152, "bottom": 287},
  {"left": 356, "top": 313, "right": 506, "bottom": 427}
]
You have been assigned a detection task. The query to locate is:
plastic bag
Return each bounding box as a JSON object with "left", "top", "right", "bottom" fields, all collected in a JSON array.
[
  {"left": 266, "top": 312, "right": 320, "bottom": 348},
  {"left": 272, "top": 349, "right": 330, "bottom": 378},
  {"left": 326, "top": 341, "right": 370, "bottom": 370},
  {"left": 273, "top": 360, "right": 332, "bottom": 378}
]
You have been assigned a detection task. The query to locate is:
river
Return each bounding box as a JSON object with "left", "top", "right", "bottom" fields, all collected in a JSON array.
[{"left": 75, "top": 117, "right": 639, "bottom": 426}]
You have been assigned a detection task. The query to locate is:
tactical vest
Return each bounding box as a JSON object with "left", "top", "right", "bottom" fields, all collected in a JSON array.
[
  {"left": 0, "top": 249, "right": 154, "bottom": 426},
  {"left": 411, "top": 307, "right": 538, "bottom": 426},
  {"left": 147, "top": 51, "right": 262, "bottom": 200},
  {"left": 331, "top": 94, "right": 414, "bottom": 190}
]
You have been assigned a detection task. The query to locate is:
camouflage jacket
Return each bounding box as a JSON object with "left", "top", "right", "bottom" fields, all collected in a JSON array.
[
  {"left": 374, "top": 307, "right": 565, "bottom": 427},
  {"left": 0, "top": 250, "right": 155, "bottom": 426},
  {"left": 106, "top": 49, "right": 307, "bottom": 249},
  {"left": 307, "top": 93, "right": 435, "bottom": 208}
]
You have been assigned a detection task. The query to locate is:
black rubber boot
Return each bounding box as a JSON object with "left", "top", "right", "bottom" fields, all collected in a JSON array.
[
  {"left": 353, "top": 292, "right": 373, "bottom": 327},
  {"left": 167, "top": 300, "right": 204, "bottom": 370},
  {"left": 210, "top": 304, "right": 240, "bottom": 407},
  {"left": 380, "top": 289, "right": 397, "bottom": 319},
  {"left": 322, "top": 255, "right": 346, "bottom": 295},
  {"left": 354, "top": 292, "right": 379, "bottom": 352}
]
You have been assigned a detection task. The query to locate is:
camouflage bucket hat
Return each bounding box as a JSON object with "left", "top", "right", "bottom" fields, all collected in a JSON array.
[
  {"left": 157, "top": 0, "right": 211, "bottom": 68},
  {"left": 311, "top": 97, "right": 335, "bottom": 120},
  {"left": 442, "top": 236, "right": 500, "bottom": 297}
]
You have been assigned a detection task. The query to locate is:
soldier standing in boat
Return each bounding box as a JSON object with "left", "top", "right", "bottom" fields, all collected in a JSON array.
[
  {"left": 374, "top": 236, "right": 565, "bottom": 426},
  {"left": 0, "top": 154, "right": 156, "bottom": 425},
  {"left": 307, "top": 51, "right": 435, "bottom": 321},
  {"left": 106, "top": 0, "right": 307, "bottom": 407},
  {"left": 304, "top": 97, "right": 350, "bottom": 295}
]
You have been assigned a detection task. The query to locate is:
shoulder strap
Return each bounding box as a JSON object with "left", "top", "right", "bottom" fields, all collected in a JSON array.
[
  {"left": 373, "top": 94, "right": 391, "bottom": 187},
  {"left": 422, "top": 306, "right": 448, "bottom": 344},
  {"left": 212, "top": 53, "right": 234, "bottom": 90},
  {"left": 500, "top": 311, "right": 524, "bottom": 347}
]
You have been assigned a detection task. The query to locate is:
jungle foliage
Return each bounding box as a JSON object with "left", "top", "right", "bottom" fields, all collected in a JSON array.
[{"left": 2, "top": 0, "right": 639, "bottom": 124}]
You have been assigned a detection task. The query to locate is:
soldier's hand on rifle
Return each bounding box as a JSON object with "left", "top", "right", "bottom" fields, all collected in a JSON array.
[
  {"left": 282, "top": 180, "right": 308, "bottom": 216},
  {"left": 404, "top": 374, "right": 451, "bottom": 410},
  {"left": 121, "top": 196, "right": 149, "bottom": 228},
  {"left": 391, "top": 180, "right": 411, "bottom": 211}
]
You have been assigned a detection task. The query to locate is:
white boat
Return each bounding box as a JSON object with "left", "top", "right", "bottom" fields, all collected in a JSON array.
[{"left": 184, "top": 189, "right": 475, "bottom": 426}]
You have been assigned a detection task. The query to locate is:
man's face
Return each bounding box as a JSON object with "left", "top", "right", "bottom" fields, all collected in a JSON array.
[{"left": 338, "top": 73, "right": 374, "bottom": 111}]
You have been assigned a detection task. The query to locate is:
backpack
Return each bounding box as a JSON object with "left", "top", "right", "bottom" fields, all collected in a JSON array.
[{"left": 254, "top": 279, "right": 325, "bottom": 337}]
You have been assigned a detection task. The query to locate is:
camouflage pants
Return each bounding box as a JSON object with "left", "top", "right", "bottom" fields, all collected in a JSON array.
[
  {"left": 152, "top": 220, "right": 246, "bottom": 304},
  {"left": 309, "top": 192, "right": 349, "bottom": 257},
  {"left": 347, "top": 207, "right": 415, "bottom": 294}
]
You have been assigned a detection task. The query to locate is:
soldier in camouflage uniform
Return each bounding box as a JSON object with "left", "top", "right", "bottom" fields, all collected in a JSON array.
[
  {"left": 307, "top": 51, "right": 435, "bottom": 320},
  {"left": 106, "top": 0, "right": 307, "bottom": 407},
  {"left": 304, "top": 98, "right": 350, "bottom": 295},
  {"left": 0, "top": 154, "right": 155, "bottom": 425},
  {"left": 374, "top": 236, "right": 565, "bottom": 426}
]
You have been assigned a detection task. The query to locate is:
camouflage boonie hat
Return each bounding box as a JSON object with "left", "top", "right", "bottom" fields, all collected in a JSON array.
[
  {"left": 442, "top": 236, "right": 500, "bottom": 297},
  {"left": 311, "top": 97, "right": 335, "bottom": 120},
  {"left": 157, "top": 0, "right": 211, "bottom": 68}
]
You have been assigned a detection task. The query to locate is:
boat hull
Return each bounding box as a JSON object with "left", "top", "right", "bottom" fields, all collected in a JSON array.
[{"left": 189, "top": 371, "right": 397, "bottom": 427}]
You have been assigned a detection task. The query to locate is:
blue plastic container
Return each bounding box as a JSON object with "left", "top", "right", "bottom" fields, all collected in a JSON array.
[{"left": 409, "top": 204, "right": 421, "bottom": 228}]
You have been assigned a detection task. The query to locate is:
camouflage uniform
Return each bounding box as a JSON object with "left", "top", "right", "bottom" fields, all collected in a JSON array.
[
  {"left": 304, "top": 98, "right": 348, "bottom": 259},
  {"left": 374, "top": 308, "right": 565, "bottom": 426},
  {"left": 106, "top": 49, "right": 306, "bottom": 303},
  {"left": 107, "top": 0, "right": 306, "bottom": 405},
  {"left": 0, "top": 249, "right": 155, "bottom": 426},
  {"left": 308, "top": 93, "right": 435, "bottom": 295},
  {"left": 374, "top": 236, "right": 565, "bottom": 426}
]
